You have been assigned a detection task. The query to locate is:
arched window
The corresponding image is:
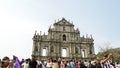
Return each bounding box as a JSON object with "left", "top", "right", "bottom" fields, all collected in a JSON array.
[
  {"left": 81, "top": 49, "right": 85, "bottom": 58},
  {"left": 42, "top": 48, "right": 47, "bottom": 56},
  {"left": 62, "top": 48, "right": 67, "bottom": 57},
  {"left": 63, "top": 34, "right": 66, "bottom": 41},
  {"left": 63, "top": 26, "right": 65, "bottom": 31}
]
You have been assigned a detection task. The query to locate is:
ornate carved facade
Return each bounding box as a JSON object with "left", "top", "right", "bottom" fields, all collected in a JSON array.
[{"left": 32, "top": 18, "right": 94, "bottom": 60}]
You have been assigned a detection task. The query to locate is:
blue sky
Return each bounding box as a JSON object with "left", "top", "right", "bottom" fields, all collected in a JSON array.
[{"left": 0, "top": 0, "right": 120, "bottom": 59}]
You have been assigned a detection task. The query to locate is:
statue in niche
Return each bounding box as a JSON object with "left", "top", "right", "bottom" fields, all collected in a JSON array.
[
  {"left": 89, "top": 49, "right": 92, "bottom": 54},
  {"left": 51, "top": 46, "right": 54, "bottom": 52},
  {"left": 75, "top": 47, "right": 78, "bottom": 54},
  {"left": 34, "top": 45, "right": 38, "bottom": 51}
]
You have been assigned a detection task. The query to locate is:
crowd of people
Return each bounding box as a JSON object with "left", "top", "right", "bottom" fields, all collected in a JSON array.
[{"left": 0, "top": 53, "right": 120, "bottom": 68}]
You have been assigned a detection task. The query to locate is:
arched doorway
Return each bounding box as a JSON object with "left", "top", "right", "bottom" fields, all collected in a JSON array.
[
  {"left": 42, "top": 48, "right": 47, "bottom": 56},
  {"left": 62, "top": 48, "right": 67, "bottom": 57}
]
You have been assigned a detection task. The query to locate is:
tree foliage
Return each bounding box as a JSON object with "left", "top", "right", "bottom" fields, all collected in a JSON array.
[{"left": 97, "top": 48, "right": 120, "bottom": 62}]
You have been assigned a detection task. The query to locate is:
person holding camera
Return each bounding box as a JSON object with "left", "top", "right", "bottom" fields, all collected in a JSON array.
[{"left": 101, "top": 53, "right": 114, "bottom": 68}]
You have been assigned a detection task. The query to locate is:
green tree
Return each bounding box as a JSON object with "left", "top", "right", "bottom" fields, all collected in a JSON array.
[
  {"left": 97, "top": 48, "right": 120, "bottom": 62},
  {"left": 96, "top": 42, "right": 120, "bottom": 62}
]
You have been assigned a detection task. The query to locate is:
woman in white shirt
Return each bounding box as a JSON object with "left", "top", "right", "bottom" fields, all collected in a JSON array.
[
  {"left": 46, "top": 58, "right": 53, "bottom": 68},
  {"left": 21, "top": 59, "right": 29, "bottom": 68}
]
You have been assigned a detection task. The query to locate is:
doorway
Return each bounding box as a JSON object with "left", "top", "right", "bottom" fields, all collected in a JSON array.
[{"left": 62, "top": 48, "right": 67, "bottom": 57}]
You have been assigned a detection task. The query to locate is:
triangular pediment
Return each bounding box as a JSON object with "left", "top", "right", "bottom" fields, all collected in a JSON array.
[{"left": 54, "top": 18, "right": 74, "bottom": 26}]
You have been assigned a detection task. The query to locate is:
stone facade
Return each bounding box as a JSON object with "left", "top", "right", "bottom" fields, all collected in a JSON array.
[{"left": 32, "top": 18, "right": 94, "bottom": 60}]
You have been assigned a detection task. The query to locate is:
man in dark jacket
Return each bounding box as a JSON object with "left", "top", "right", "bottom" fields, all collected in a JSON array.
[{"left": 29, "top": 55, "right": 38, "bottom": 68}]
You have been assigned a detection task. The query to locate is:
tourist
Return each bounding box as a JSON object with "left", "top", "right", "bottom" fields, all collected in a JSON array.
[
  {"left": 116, "top": 61, "right": 120, "bottom": 68},
  {"left": 0, "top": 60, "right": 2, "bottom": 68},
  {"left": 29, "top": 55, "right": 38, "bottom": 68},
  {"left": 2, "top": 56, "right": 10, "bottom": 68},
  {"left": 95, "top": 59, "right": 102, "bottom": 68},
  {"left": 21, "top": 59, "right": 29, "bottom": 68},
  {"left": 84, "top": 60, "right": 88, "bottom": 68},
  {"left": 75, "top": 61, "right": 79, "bottom": 68},
  {"left": 52, "top": 60, "right": 59, "bottom": 68},
  {"left": 101, "top": 53, "right": 114, "bottom": 68},
  {"left": 60, "top": 60, "right": 65, "bottom": 68},
  {"left": 46, "top": 58, "right": 53, "bottom": 68},
  {"left": 66, "top": 61, "right": 70, "bottom": 68},
  {"left": 21, "top": 59, "right": 25, "bottom": 66},
  {"left": 58, "top": 57, "right": 61, "bottom": 68},
  {"left": 38, "top": 60, "right": 44, "bottom": 68},
  {"left": 80, "top": 61, "right": 87, "bottom": 68},
  {"left": 78, "top": 59, "right": 81, "bottom": 68},
  {"left": 13, "top": 55, "right": 21, "bottom": 68},
  {"left": 70, "top": 59, "right": 76, "bottom": 68}
]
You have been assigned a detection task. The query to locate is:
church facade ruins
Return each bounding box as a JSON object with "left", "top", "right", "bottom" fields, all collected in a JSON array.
[{"left": 32, "top": 18, "right": 94, "bottom": 60}]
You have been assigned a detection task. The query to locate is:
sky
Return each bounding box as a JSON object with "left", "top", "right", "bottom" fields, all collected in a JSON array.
[{"left": 0, "top": 0, "right": 120, "bottom": 60}]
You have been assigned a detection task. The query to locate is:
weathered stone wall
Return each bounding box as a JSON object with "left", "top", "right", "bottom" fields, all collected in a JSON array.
[{"left": 32, "top": 18, "right": 94, "bottom": 60}]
